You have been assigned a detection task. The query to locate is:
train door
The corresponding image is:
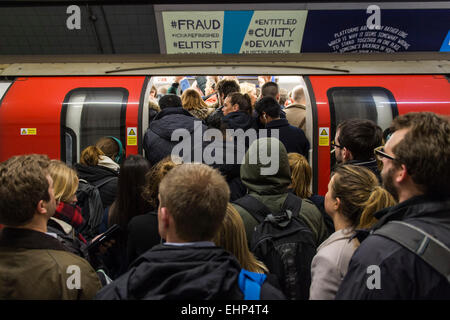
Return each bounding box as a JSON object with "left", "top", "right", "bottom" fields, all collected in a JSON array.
[
  {"left": 306, "top": 75, "right": 401, "bottom": 195},
  {"left": 61, "top": 77, "right": 150, "bottom": 166},
  {"left": 0, "top": 76, "right": 148, "bottom": 164}
]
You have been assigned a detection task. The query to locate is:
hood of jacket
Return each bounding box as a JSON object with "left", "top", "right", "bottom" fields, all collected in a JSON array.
[
  {"left": 150, "top": 107, "right": 200, "bottom": 140},
  {"left": 74, "top": 163, "right": 118, "bottom": 184},
  {"left": 98, "top": 155, "right": 120, "bottom": 172},
  {"left": 222, "top": 111, "right": 255, "bottom": 131},
  {"left": 240, "top": 137, "right": 291, "bottom": 195},
  {"left": 96, "top": 245, "right": 243, "bottom": 300}
]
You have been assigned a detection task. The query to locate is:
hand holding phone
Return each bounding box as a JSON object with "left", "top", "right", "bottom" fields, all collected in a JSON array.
[{"left": 87, "top": 224, "right": 121, "bottom": 254}]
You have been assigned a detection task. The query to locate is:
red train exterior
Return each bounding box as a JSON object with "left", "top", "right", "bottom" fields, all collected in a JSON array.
[{"left": 0, "top": 75, "right": 449, "bottom": 197}]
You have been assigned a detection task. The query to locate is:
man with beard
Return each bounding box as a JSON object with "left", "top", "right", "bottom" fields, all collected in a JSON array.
[
  {"left": 336, "top": 112, "right": 450, "bottom": 299},
  {"left": 332, "top": 119, "right": 382, "bottom": 182}
]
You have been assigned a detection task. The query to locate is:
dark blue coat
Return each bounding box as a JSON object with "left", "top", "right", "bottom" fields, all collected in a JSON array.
[
  {"left": 143, "top": 107, "right": 206, "bottom": 166},
  {"left": 266, "top": 118, "right": 310, "bottom": 158},
  {"left": 336, "top": 195, "right": 450, "bottom": 300}
]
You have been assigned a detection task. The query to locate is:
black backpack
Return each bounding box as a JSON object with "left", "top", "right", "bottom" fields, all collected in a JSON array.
[
  {"left": 233, "top": 193, "right": 317, "bottom": 300},
  {"left": 76, "top": 176, "right": 116, "bottom": 240}
]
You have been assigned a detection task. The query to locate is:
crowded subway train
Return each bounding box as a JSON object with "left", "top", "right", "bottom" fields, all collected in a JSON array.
[{"left": 0, "top": 72, "right": 449, "bottom": 195}]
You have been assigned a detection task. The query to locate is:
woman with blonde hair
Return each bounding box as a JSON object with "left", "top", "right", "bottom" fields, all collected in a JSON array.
[
  {"left": 288, "top": 152, "right": 334, "bottom": 235},
  {"left": 75, "top": 145, "right": 119, "bottom": 210},
  {"left": 309, "top": 164, "right": 396, "bottom": 300},
  {"left": 213, "top": 203, "right": 268, "bottom": 274},
  {"left": 47, "top": 160, "right": 88, "bottom": 249},
  {"left": 181, "top": 88, "right": 212, "bottom": 120}
]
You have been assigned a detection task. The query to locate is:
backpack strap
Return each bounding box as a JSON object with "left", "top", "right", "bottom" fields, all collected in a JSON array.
[
  {"left": 233, "top": 195, "right": 272, "bottom": 224},
  {"left": 281, "top": 193, "right": 302, "bottom": 218},
  {"left": 93, "top": 176, "right": 117, "bottom": 189},
  {"left": 238, "top": 269, "right": 267, "bottom": 300},
  {"left": 373, "top": 220, "right": 450, "bottom": 283}
]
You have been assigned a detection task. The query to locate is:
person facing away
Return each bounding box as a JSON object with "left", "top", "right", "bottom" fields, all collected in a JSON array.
[
  {"left": 181, "top": 88, "right": 212, "bottom": 121},
  {"left": 127, "top": 156, "right": 180, "bottom": 265},
  {"left": 255, "top": 96, "right": 309, "bottom": 158},
  {"left": 95, "top": 163, "right": 284, "bottom": 300},
  {"left": 0, "top": 154, "right": 102, "bottom": 299},
  {"left": 74, "top": 145, "right": 119, "bottom": 210},
  {"left": 288, "top": 152, "right": 334, "bottom": 236},
  {"left": 232, "top": 137, "right": 329, "bottom": 248},
  {"left": 333, "top": 119, "right": 383, "bottom": 182},
  {"left": 205, "top": 79, "right": 240, "bottom": 129},
  {"left": 99, "top": 154, "right": 153, "bottom": 279},
  {"left": 285, "top": 85, "right": 307, "bottom": 131},
  {"left": 309, "top": 165, "right": 395, "bottom": 300},
  {"left": 336, "top": 112, "right": 450, "bottom": 299},
  {"left": 143, "top": 94, "right": 206, "bottom": 166}
]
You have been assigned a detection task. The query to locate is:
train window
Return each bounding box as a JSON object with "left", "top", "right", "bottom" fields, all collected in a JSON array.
[
  {"left": 61, "top": 88, "right": 128, "bottom": 165},
  {"left": 328, "top": 87, "right": 398, "bottom": 134}
]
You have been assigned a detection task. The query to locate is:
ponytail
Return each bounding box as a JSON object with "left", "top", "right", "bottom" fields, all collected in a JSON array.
[
  {"left": 80, "top": 146, "right": 104, "bottom": 166},
  {"left": 358, "top": 185, "right": 396, "bottom": 229}
]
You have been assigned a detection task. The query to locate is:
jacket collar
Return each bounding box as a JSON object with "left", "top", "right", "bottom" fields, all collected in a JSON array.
[
  {"left": 266, "top": 118, "right": 289, "bottom": 128},
  {"left": 0, "top": 227, "right": 68, "bottom": 251},
  {"left": 285, "top": 103, "right": 306, "bottom": 110},
  {"left": 154, "top": 107, "right": 193, "bottom": 120}
]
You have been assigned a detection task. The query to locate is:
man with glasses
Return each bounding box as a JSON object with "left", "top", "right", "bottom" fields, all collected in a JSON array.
[
  {"left": 336, "top": 112, "right": 450, "bottom": 299},
  {"left": 332, "top": 119, "right": 383, "bottom": 182}
]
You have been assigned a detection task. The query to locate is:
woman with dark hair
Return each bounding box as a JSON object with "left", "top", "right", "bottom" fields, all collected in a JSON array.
[
  {"left": 99, "top": 154, "right": 152, "bottom": 279},
  {"left": 127, "top": 156, "right": 179, "bottom": 265}
]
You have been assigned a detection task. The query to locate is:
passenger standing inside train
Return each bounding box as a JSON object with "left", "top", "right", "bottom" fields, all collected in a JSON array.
[
  {"left": 143, "top": 94, "right": 206, "bottom": 166},
  {"left": 255, "top": 81, "right": 287, "bottom": 129},
  {"left": 240, "top": 82, "right": 258, "bottom": 110},
  {"left": 255, "top": 96, "right": 309, "bottom": 158},
  {"left": 0, "top": 154, "right": 102, "bottom": 299},
  {"left": 221, "top": 92, "right": 256, "bottom": 131},
  {"left": 336, "top": 112, "right": 450, "bottom": 299},
  {"left": 205, "top": 79, "right": 240, "bottom": 129},
  {"left": 127, "top": 156, "right": 179, "bottom": 265},
  {"left": 75, "top": 145, "right": 119, "bottom": 210},
  {"left": 181, "top": 88, "right": 212, "bottom": 121},
  {"left": 96, "top": 163, "right": 285, "bottom": 299},
  {"left": 309, "top": 165, "right": 395, "bottom": 300},
  {"left": 99, "top": 155, "right": 152, "bottom": 279},
  {"left": 333, "top": 119, "right": 383, "bottom": 182},
  {"left": 285, "top": 85, "right": 307, "bottom": 131}
]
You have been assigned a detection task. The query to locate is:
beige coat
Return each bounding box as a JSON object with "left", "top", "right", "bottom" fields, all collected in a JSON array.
[
  {"left": 284, "top": 103, "right": 306, "bottom": 131},
  {"left": 309, "top": 228, "right": 359, "bottom": 300}
]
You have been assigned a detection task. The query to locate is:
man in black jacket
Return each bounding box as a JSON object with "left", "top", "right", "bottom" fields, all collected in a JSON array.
[
  {"left": 336, "top": 112, "right": 450, "bottom": 299},
  {"left": 255, "top": 96, "right": 309, "bottom": 159},
  {"left": 96, "top": 163, "right": 285, "bottom": 300},
  {"left": 332, "top": 118, "right": 383, "bottom": 181},
  {"left": 143, "top": 94, "right": 206, "bottom": 166}
]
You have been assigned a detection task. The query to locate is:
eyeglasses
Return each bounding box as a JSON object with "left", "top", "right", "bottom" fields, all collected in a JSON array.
[
  {"left": 374, "top": 146, "right": 396, "bottom": 161},
  {"left": 331, "top": 140, "right": 343, "bottom": 149}
]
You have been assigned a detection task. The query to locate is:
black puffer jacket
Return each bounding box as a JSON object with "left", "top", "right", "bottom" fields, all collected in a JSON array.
[
  {"left": 74, "top": 163, "right": 118, "bottom": 209},
  {"left": 143, "top": 107, "right": 206, "bottom": 166},
  {"left": 336, "top": 195, "right": 450, "bottom": 300},
  {"left": 95, "top": 244, "right": 285, "bottom": 300},
  {"left": 222, "top": 111, "right": 257, "bottom": 131}
]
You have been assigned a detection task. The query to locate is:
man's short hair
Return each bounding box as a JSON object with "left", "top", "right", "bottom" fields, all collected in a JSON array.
[
  {"left": 291, "top": 85, "right": 305, "bottom": 103},
  {"left": 391, "top": 112, "right": 450, "bottom": 195},
  {"left": 159, "top": 163, "right": 230, "bottom": 242},
  {"left": 337, "top": 119, "right": 382, "bottom": 161},
  {"left": 254, "top": 96, "right": 281, "bottom": 118},
  {"left": 216, "top": 79, "right": 240, "bottom": 100},
  {"left": 159, "top": 94, "right": 182, "bottom": 109},
  {"left": 0, "top": 154, "right": 51, "bottom": 226},
  {"left": 261, "top": 81, "right": 279, "bottom": 99}
]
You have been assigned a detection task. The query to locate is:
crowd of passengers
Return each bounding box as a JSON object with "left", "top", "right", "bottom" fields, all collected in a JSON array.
[{"left": 0, "top": 76, "right": 449, "bottom": 300}]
